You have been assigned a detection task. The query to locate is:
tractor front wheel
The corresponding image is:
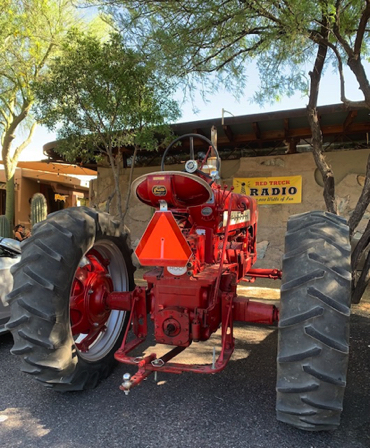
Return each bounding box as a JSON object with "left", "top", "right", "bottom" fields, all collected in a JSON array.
[
  {"left": 276, "top": 211, "right": 351, "bottom": 431},
  {"left": 6, "top": 207, "right": 135, "bottom": 391}
]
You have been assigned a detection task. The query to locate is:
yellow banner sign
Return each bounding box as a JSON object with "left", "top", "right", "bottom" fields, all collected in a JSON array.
[
  {"left": 55, "top": 193, "right": 68, "bottom": 202},
  {"left": 233, "top": 176, "right": 302, "bottom": 204}
]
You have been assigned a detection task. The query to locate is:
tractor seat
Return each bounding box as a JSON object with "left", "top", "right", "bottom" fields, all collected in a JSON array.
[{"left": 131, "top": 171, "right": 213, "bottom": 209}]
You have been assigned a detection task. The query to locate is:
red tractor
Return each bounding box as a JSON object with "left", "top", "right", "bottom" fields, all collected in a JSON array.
[{"left": 6, "top": 134, "right": 351, "bottom": 431}]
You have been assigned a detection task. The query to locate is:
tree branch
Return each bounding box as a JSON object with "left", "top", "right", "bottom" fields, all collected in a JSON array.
[
  {"left": 34, "top": 43, "right": 55, "bottom": 78},
  {"left": 354, "top": 0, "right": 370, "bottom": 55},
  {"left": 348, "top": 154, "right": 370, "bottom": 234},
  {"left": 13, "top": 122, "right": 38, "bottom": 162},
  {"left": 352, "top": 247, "right": 370, "bottom": 304},
  {"left": 352, "top": 219, "right": 370, "bottom": 272},
  {"left": 308, "top": 12, "right": 336, "bottom": 213},
  {"left": 122, "top": 144, "right": 139, "bottom": 224}
]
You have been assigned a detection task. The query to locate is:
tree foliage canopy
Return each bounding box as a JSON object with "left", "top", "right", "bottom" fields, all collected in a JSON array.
[
  {"left": 98, "top": 0, "right": 370, "bottom": 106},
  {"left": 0, "top": 0, "right": 77, "bottom": 166},
  {"left": 34, "top": 30, "right": 180, "bottom": 163},
  {"left": 0, "top": 0, "right": 78, "bottom": 224},
  {"left": 34, "top": 29, "right": 180, "bottom": 225}
]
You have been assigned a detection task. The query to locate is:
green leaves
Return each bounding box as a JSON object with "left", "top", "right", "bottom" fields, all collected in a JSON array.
[
  {"left": 34, "top": 30, "right": 180, "bottom": 163},
  {"left": 0, "top": 0, "right": 79, "bottom": 225},
  {"left": 0, "top": 0, "right": 79, "bottom": 159},
  {"left": 96, "top": 0, "right": 370, "bottom": 106}
]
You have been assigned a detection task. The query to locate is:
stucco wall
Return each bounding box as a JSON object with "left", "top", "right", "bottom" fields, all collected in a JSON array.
[
  {"left": 16, "top": 177, "right": 40, "bottom": 226},
  {"left": 0, "top": 168, "right": 38, "bottom": 228},
  {"left": 91, "top": 148, "right": 370, "bottom": 268},
  {"left": 1, "top": 168, "right": 89, "bottom": 230}
]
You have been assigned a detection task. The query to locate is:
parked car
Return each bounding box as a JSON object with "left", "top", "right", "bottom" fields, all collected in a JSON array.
[{"left": 0, "top": 237, "right": 21, "bottom": 334}]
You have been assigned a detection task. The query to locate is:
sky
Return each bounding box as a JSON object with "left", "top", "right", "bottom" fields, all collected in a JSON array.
[{"left": 15, "top": 62, "right": 368, "bottom": 162}]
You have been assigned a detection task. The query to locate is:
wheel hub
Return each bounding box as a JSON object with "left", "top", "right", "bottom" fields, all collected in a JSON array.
[{"left": 70, "top": 249, "right": 113, "bottom": 351}]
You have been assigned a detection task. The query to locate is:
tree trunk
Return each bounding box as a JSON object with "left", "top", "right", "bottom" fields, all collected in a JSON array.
[
  {"left": 114, "top": 152, "right": 124, "bottom": 232},
  {"left": 5, "top": 176, "right": 15, "bottom": 228},
  {"left": 307, "top": 18, "right": 337, "bottom": 214},
  {"left": 307, "top": 107, "right": 337, "bottom": 214},
  {"left": 122, "top": 145, "right": 139, "bottom": 225},
  {"left": 352, "top": 220, "right": 370, "bottom": 272},
  {"left": 347, "top": 55, "right": 370, "bottom": 108},
  {"left": 352, "top": 247, "right": 370, "bottom": 304},
  {"left": 106, "top": 149, "right": 124, "bottom": 232},
  {"left": 351, "top": 219, "right": 370, "bottom": 301},
  {"left": 348, "top": 155, "right": 370, "bottom": 234}
]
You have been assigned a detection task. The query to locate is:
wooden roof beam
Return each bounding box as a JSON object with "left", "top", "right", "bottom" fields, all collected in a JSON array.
[
  {"left": 284, "top": 118, "right": 289, "bottom": 139},
  {"left": 222, "top": 124, "right": 234, "bottom": 142},
  {"left": 343, "top": 110, "right": 358, "bottom": 130},
  {"left": 286, "top": 137, "right": 300, "bottom": 154},
  {"left": 252, "top": 121, "right": 261, "bottom": 139}
]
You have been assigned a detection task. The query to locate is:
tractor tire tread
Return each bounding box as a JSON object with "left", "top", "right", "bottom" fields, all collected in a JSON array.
[
  {"left": 307, "top": 287, "right": 350, "bottom": 315},
  {"left": 304, "top": 324, "right": 348, "bottom": 353},
  {"left": 6, "top": 207, "right": 135, "bottom": 392},
  {"left": 277, "top": 346, "right": 322, "bottom": 363},
  {"left": 279, "top": 306, "right": 324, "bottom": 327},
  {"left": 276, "top": 211, "right": 351, "bottom": 431},
  {"left": 17, "top": 298, "right": 56, "bottom": 322},
  {"left": 302, "top": 364, "right": 346, "bottom": 387}
]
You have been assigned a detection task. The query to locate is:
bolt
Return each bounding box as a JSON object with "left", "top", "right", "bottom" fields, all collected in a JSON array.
[
  {"left": 93, "top": 322, "right": 99, "bottom": 328},
  {"left": 88, "top": 289, "right": 94, "bottom": 295}
]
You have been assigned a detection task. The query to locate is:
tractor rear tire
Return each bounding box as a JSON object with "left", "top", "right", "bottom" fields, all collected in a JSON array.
[
  {"left": 6, "top": 207, "right": 135, "bottom": 391},
  {"left": 276, "top": 211, "right": 351, "bottom": 431}
]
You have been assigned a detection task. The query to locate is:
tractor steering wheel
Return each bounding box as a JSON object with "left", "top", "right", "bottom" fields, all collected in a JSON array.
[{"left": 160, "top": 133, "right": 220, "bottom": 177}]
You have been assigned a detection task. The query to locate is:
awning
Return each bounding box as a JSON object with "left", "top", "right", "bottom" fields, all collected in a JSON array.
[{"left": 0, "top": 161, "right": 96, "bottom": 176}]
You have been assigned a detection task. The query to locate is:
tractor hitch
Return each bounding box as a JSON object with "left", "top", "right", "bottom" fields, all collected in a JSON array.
[{"left": 108, "top": 284, "right": 278, "bottom": 394}]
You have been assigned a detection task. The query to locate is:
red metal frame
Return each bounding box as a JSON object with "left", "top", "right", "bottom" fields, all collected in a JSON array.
[
  {"left": 107, "top": 281, "right": 278, "bottom": 392},
  {"left": 103, "top": 170, "right": 282, "bottom": 393}
]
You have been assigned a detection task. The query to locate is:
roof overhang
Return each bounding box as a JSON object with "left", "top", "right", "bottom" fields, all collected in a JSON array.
[
  {"left": 20, "top": 168, "right": 89, "bottom": 191},
  {"left": 42, "top": 103, "right": 370, "bottom": 167},
  {"left": 0, "top": 161, "right": 96, "bottom": 176}
]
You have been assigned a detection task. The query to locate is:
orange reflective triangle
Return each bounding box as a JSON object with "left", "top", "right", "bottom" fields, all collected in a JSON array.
[{"left": 135, "top": 211, "right": 192, "bottom": 267}]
